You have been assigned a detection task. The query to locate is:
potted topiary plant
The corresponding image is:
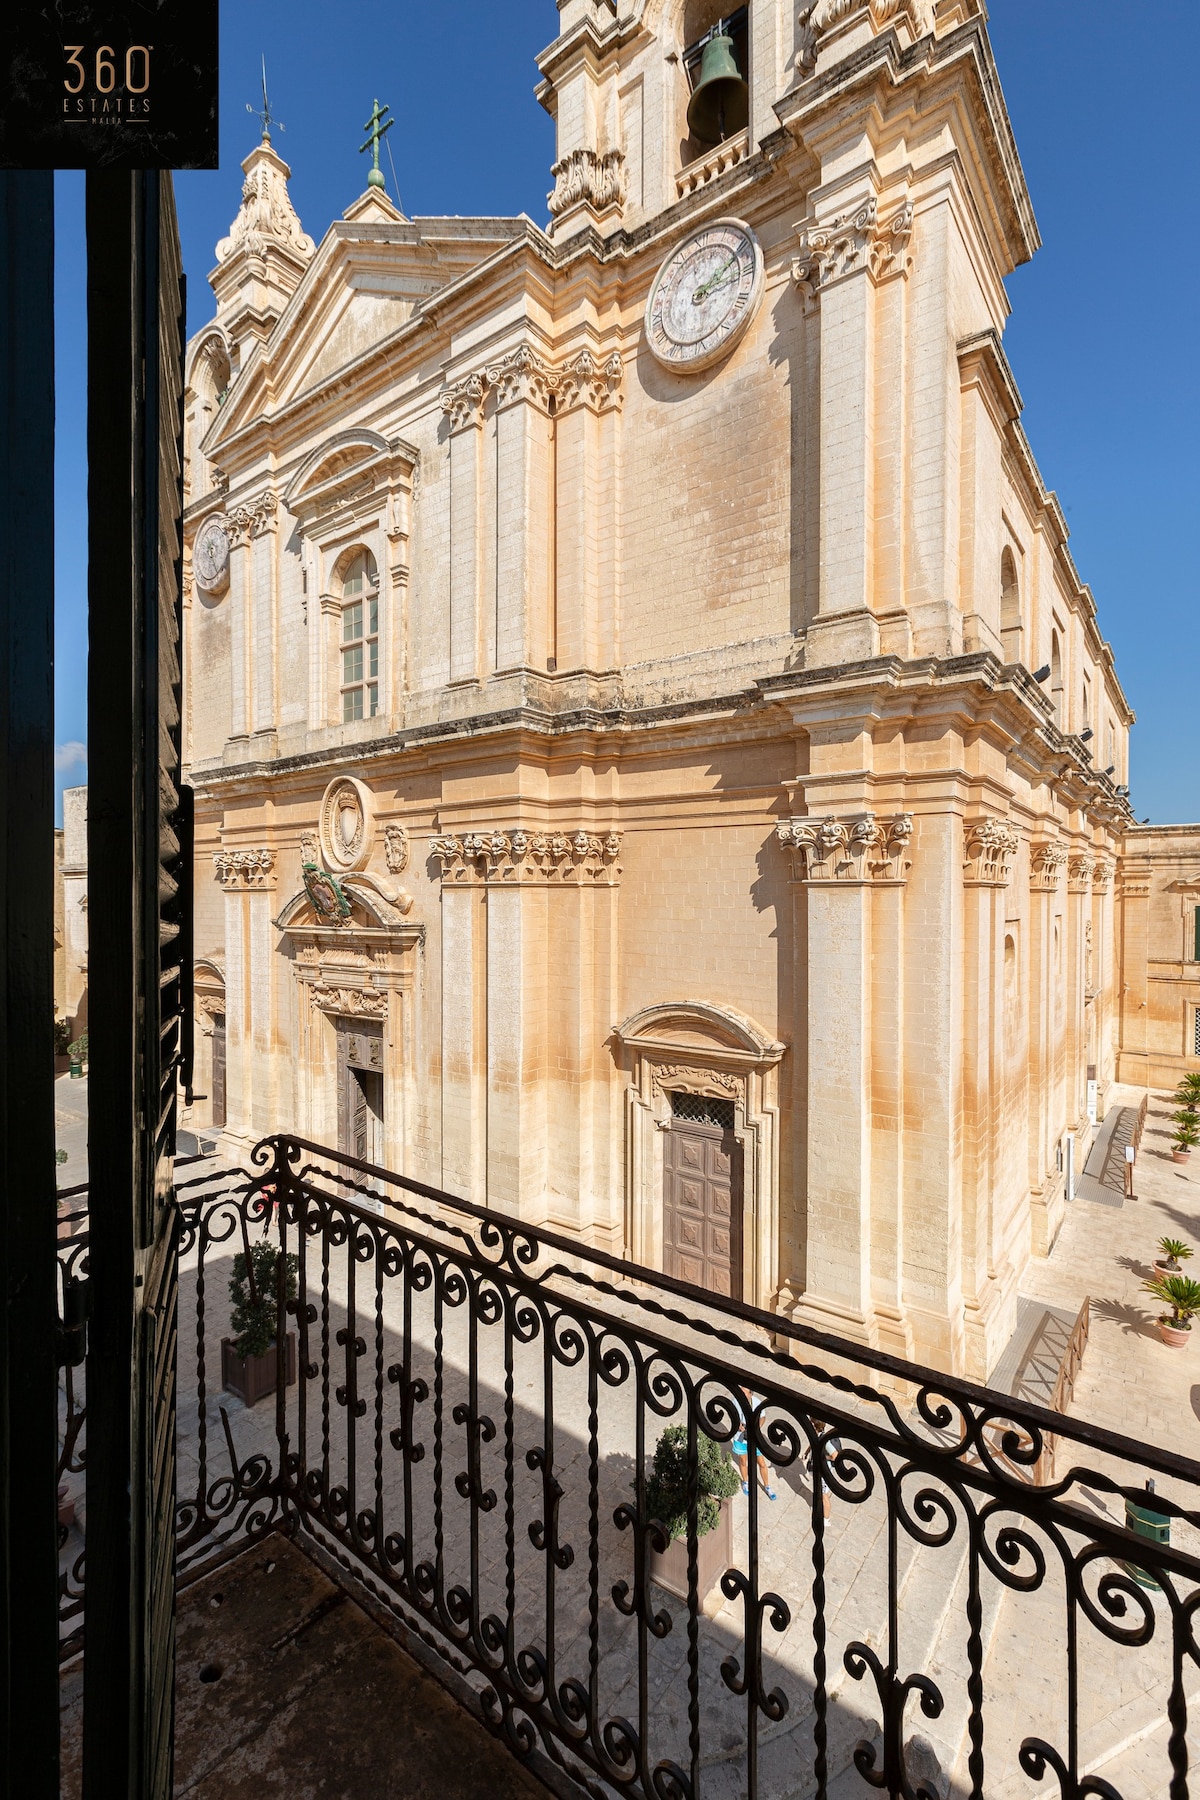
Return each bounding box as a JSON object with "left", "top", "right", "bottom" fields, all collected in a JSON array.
[
  {"left": 221, "top": 1240, "right": 299, "bottom": 1405},
  {"left": 53, "top": 1018, "right": 71, "bottom": 1074},
  {"left": 67, "top": 1032, "right": 87, "bottom": 1079},
  {"left": 1170, "top": 1116, "right": 1200, "bottom": 1163},
  {"left": 1155, "top": 1237, "right": 1193, "bottom": 1274},
  {"left": 644, "top": 1422, "right": 739, "bottom": 1607},
  {"left": 1142, "top": 1272, "right": 1200, "bottom": 1347}
]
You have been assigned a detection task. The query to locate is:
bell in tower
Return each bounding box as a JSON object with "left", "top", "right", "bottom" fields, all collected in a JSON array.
[{"left": 686, "top": 30, "right": 750, "bottom": 145}]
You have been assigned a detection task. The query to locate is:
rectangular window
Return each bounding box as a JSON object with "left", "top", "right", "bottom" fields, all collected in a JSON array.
[
  {"left": 1194, "top": 906, "right": 1200, "bottom": 964},
  {"left": 340, "top": 594, "right": 379, "bottom": 722}
]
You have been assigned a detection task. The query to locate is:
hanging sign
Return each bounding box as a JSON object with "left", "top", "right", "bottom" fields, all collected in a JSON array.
[{"left": 0, "top": 1, "right": 218, "bottom": 169}]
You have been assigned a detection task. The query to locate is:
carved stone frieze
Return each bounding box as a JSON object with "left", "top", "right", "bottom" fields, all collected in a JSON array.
[
  {"left": 213, "top": 848, "right": 276, "bottom": 890},
  {"left": 429, "top": 827, "right": 622, "bottom": 885},
  {"left": 964, "top": 818, "right": 1020, "bottom": 887},
  {"left": 309, "top": 982, "right": 388, "bottom": 1019},
  {"left": 548, "top": 147, "right": 625, "bottom": 219},
  {"left": 792, "top": 196, "right": 914, "bottom": 307},
  {"left": 440, "top": 348, "right": 623, "bottom": 429},
  {"left": 1067, "top": 856, "right": 1095, "bottom": 894},
  {"left": 651, "top": 1063, "right": 745, "bottom": 1106},
  {"left": 383, "top": 824, "right": 409, "bottom": 874},
  {"left": 776, "top": 812, "right": 913, "bottom": 883},
  {"left": 485, "top": 344, "right": 561, "bottom": 413},
  {"left": 1029, "top": 843, "right": 1069, "bottom": 892}
]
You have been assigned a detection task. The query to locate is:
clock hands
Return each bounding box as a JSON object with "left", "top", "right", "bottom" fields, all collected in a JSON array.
[{"left": 691, "top": 252, "right": 739, "bottom": 304}]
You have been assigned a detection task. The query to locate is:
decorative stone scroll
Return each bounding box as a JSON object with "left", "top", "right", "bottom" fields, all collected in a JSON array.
[
  {"left": 1029, "top": 843, "right": 1069, "bottom": 892},
  {"left": 548, "top": 147, "right": 625, "bottom": 219},
  {"left": 817, "top": 0, "right": 927, "bottom": 29},
  {"left": 213, "top": 848, "right": 276, "bottom": 890},
  {"left": 792, "top": 196, "right": 914, "bottom": 308},
  {"left": 429, "top": 828, "right": 622, "bottom": 886},
  {"left": 964, "top": 819, "right": 1020, "bottom": 888},
  {"left": 776, "top": 813, "right": 913, "bottom": 883},
  {"left": 309, "top": 982, "right": 388, "bottom": 1019},
  {"left": 441, "top": 347, "right": 624, "bottom": 430},
  {"left": 1067, "top": 856, "right": 1095, "bottom": 894}
]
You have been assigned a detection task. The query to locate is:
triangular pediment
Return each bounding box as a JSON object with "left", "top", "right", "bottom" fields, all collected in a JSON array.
[{"left": 198, "top": 214, "right": 534, "bottom": 455}]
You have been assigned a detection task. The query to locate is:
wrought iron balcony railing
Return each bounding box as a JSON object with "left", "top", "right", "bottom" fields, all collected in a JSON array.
[{"left": 57, "top": 1137, "right": 1200, "bottom": 1798}]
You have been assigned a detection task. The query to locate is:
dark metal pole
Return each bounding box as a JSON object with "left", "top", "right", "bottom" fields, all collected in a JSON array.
[{"left": 0, "top": 170, "right": 60, "bottom": 1798}]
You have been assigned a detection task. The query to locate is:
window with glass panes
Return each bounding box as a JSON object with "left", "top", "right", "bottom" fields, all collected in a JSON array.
[{"left": 340, "top": 553, "right": 378, "bottom": 721}]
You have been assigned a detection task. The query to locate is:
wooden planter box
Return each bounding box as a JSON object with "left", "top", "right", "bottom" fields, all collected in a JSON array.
[
  {"left": 648, "top": 1496, "right": 734, "bottom": 1610},
  {"left": 221, "top": 1332, "right": 296, "bottom": 1406}
]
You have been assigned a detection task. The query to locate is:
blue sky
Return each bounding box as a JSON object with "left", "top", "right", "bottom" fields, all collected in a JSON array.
[{"left": 53, "top": 0, "right": 1199, "bottom": 823}]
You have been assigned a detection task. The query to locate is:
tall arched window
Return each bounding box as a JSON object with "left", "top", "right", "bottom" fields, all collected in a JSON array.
[
  {"left": 999, "top": 548, "right": 1021, "bottom": 662},
  {"left": 1050, "top": 630, "right": 1063, "bottom": 723},
  {"left": 340, "top": 551, "right": 379, "bottom": 721}
]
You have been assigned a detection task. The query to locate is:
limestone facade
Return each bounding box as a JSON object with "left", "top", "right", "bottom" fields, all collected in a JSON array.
[
  {"left": 1117, "top": 826, "right": 1200, "bottom": 1090},
  {"left": 182, "top": 0, "right": 1147, "bottom": 1380},
  {"left": 58, "top": 785, "right": 88, "bottom": 1030}
]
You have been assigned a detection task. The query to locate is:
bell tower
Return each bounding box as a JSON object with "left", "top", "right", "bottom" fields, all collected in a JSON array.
[{"left": 538, "top": 0, "right": 803, "bottom": 237}]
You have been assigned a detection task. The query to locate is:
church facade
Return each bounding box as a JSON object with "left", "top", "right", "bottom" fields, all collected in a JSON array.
[{"left": 183, "top": 0, "right": 1144, "bottom": 1380}]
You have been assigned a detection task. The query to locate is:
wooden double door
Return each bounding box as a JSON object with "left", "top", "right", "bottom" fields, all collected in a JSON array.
[
  {"left": 662, "top": 1094, "right": 744, "bottom": 1300},
  {"left": 336, "top": 1019, "right": 384, "bottom": 1165}
]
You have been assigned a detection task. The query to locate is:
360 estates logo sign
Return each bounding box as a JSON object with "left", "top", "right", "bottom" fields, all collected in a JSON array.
[{"left": 0, "top": 0, "right": 218, "bottom": 169}]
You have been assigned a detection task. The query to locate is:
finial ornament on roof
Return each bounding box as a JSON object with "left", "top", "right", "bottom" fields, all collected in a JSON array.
[
  {"left": 359, "top": 98, "right": 394, "bottom": 192},
  {"left": 247, "top": 55, "right": 284, "bottom": 145}
]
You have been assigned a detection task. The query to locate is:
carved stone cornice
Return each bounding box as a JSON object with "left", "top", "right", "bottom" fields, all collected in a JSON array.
[
  {"left": 776, "top": 812, "right": 913, "bottom": 884},
  {"left": 308, "top": 981, "right": 388, "bottom": 1019},
  {"left": 227, "top": 489, "right": 278, "bottom": 544},
  {"left": 441, "top": 347, "right": 624, "bottom": 429},
  {"left": 214, "top": 848, "right": 276, "bottom": 891},
  {"left": 548, "top": 147, "right": 625, "bottom": 219},
  {"left": 1029, "top": 843, "right": 1068, "bottom": 892},
  {"left": 1067, "top": 856, "right": 1095, "bottom": 895},
  {"left": 429, "top": 827, "right": 622, "bottom": 886},
  {"left": 963, "top": 818, "right": 1020, "bottom": 888},
  {"left": 792, "top": 196, "right": 914, "bottom": 308}
]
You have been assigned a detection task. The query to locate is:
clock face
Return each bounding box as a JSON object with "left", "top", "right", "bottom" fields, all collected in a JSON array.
[
  {"left": 193, "top": 515, "right": 230, "bottom": 594},
  {"left": 646, "top": 218, "right": 764, "bottom": 372}
]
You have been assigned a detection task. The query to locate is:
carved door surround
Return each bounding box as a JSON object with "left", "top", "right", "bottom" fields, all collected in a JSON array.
[
  {"left": 192, "top": 959, "right": 227, "bottom": 1132},
  {"left": 274, "top": 877, "right": 423, "bottom": 1168},
  {"left": 612, "top": 1001, "right": 785, "bottom": 1310}
]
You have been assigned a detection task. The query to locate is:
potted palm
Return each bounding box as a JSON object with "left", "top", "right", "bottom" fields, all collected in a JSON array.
[
  {"left": 644, "top": 1423, "right": 739, "bottom": 1606},
  {"left": 1155, "top": 1237, "right": 1193, "bottom": 1274},
  {"left": 1170, "top": 1116, "right": 1199, "bottom": 1163},
  {"left": 221, "top": 1241, "right": 299, "bottom": 1405},
  {"left": 1142, "top": 1272, "right": 1200, "bottom": 1347}
]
